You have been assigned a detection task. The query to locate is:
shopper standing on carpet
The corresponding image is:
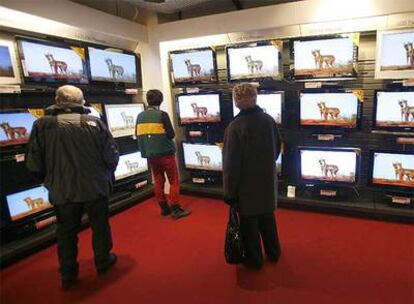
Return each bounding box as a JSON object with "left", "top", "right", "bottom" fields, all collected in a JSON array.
[
  {"left": 136, "top": 89, "right": 191, "bottom": 220},
  {"left": 223, "top": 83, "right": 282, "bottom": 269},
  {"left": 26, "top": 85, "right": 119, "bottom": 289}
]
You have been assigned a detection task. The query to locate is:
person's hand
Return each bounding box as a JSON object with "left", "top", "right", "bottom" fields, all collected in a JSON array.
[{"left": 223, "top": 195, "right": 238, "bottom": 206}]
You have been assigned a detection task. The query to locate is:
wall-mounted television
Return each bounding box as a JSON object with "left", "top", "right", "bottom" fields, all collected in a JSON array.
[
  {"left": 233, "top": 91, "right": 283, "bottom": 124},
  {"left": 170, "top": 47, "right": 217, "bottom": 85},
  {"left": 0, "top": 35, "right": 21, "bottom": 85},
  {"left": 373, "top": 90, "right": 414, "bottom": 132},
  {"left": 375, "top": 29, "right": 414, "bottom": 79},
  {"left": 369, "top": 151, "right": 414, "bottom": 190},
  {"left": 104, "top": 103, "right": 145, "bottom": 138},
  {"left": 0, "top": 111, "right": 38, "bottom": 147},
  {"left": 226, "top": 40, "right": 283, "bottom": 82},
  {"left": 299, "top": 90, "right": 363, "bottom": 129},
  {"left": 85, "top": 103, "right": 104, "bottom": 119},
  {"left": 114, "top": 151, "right": 148, "bottom": 181},
  {"left": 88, "top": 46, "right": 140, "bottom": 85},
  {"left": 299, "top": 147, "right": 360, "bottom": 184},
  {"left": 176, "top": 93, "right": 221, "bottom": 125},
  {"left": 16, "top": 37, "right": 88, "bottom": 84},
  {"left": 6, "top": 185, "right": 52, "bottom": 222},
  {"left": 292, "top": 34, "right": 359, "bottom": 81},
  {"left": 182, "top": 142, "right": 222, "bottom": 172}
]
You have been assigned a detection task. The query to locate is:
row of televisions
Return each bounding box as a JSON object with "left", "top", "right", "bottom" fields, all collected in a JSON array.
[
  {"left": 175, "top": 89, "right": 414, "bottom": 132},
  {"left": 0, "top": 35, "right": 140, "bottom": 86},
  {"left": 169, "top": 29, "right": 414, "bottom": 85}
]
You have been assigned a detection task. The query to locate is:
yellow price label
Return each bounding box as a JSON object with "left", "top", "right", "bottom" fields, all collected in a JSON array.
[
  {"left": 71, "top": 47, "right": 86, "bottom": 61},
  {"left": 352, "top": 89, "right": 364, "bottom": 102},
  {"left": 28, "top": 109, "right": 45, "bottom": 119}
]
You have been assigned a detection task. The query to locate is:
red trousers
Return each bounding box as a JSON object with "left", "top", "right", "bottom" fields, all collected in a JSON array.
[{"left": 149, "top": 154, "right": 180, "bottom": 204}]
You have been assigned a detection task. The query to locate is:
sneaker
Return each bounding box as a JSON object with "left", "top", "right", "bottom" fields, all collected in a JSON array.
[
  {"left": 171, "top": 204, "right": 191, "bottom": 220},
  {"left": 158, "top": 201, "right": 172, "bottom": 216},
  {"left": 97, "top": 253, "right": 117, "bottom": 275}
]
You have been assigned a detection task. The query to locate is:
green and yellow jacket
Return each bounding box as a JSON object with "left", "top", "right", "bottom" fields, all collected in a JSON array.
[{"left": 136, "top": 107, "right": 176, "bottom": 158}]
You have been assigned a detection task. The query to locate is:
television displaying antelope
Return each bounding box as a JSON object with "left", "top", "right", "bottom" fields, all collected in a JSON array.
[
  {"left": 317, "top": 102, "right": 340, "bottom": 120},
  {"left": 184, "top": 59, "right": 201, "bottom": 77},
  {"left": 125, "top": 160, "right": 140, "bottom": 172},
  {"left": 105, "top": 58, "right": 124, "bottom": 79},
  {"left": 392, "top": 162, "right": 414, "bottom": 181},
  {"left": 120, "top": 112, "right": 134, "bottom": 127},
  {"left": 23, "top": 197, "right": 45, "bottom": 210},
  {"left": 190, "top": 103, "right": 208, "bottom": 117},
  {"left": 312, "top": 50, "right": 335, "bottom": 69},
  {"left": 398, "top": 100, "right": 414, "bottom": 122},
  {"left": 403, "top": 42, "right": 414, "bottom": 66},
  {"left": 195, "top": 151, "right": 210, "bottom": 166},
  {"left": 45, "top": 53, "right": 68, "bottom": 74},
  {"left": 0, "top": 122, "right": 27, "bottom": 140},
  {"left": 319, "top": 159, "right": 339, "bottom": 178},
  {"left": 245, "top": 55, "right": 263, "bottom": 74}
]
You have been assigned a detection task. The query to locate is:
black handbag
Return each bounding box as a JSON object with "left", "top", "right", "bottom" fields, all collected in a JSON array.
[{"left": 224, "top": 206, "right": 245, "bottom": 264}]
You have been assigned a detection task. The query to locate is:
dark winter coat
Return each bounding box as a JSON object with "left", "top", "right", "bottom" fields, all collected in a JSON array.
[
  {"left": 223, "top": 106, "right": 281, "bottom": 216},
  {"left": 26, "top": 103, "right": 119, "bottom": 205}
]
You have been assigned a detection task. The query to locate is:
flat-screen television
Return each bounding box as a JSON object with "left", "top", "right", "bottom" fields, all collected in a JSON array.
[
  {"left": 370, "top": 151, "right": 414, "bottom": 189},
  {"left": 0, "top": 35, "right": 21, "bottom": 85},
  {"left": 16, "top": 38, "right": 88, "bottom": 84},
  {"left": 176, "top": 93, "right": 221, "bottom": 125},
  {"left": 226, "top": 40, "right": 283, "bottom": 81},
  {"left": 0, "top": 111, "right": 38, "bottom": 147},
  {"left": 233, "top": 91, "right": 283, "bottom": 124},
  {"left": 373, "top": 90, "right": 414, "bottom": 132},
  {"left": 85, "top": 103, "right": 104, "bottom": 119},
  {"left": 299, "top": 147, "right": 360, "bottom": 184},
  {"left": 182, "top": 142, "right": 222, "bottom": 172},
  {"left": 88, "top": 46, "right": 140, "bottom": 85},
  {"left": 114, "top": 151, "right": 148, "bottom": 181},
  {"left": 170, "top": 47, "right": 217, "bottom": 85},
  {"left": 276, "top": 153, "right": 282, "bottom": 175},
  {"left": 104, "top": 103, "right": 144, "bottom": 138},
  {"left": 375, "top": 29, "right": 414, "bottom": 79},
  {"left": 6, "top": 185, "right": 52, "bottom": 222},
  {"left": 300, "top": 90, "right": 363, "bottom": 129},
  {"left": 292, "top": 34, "right": 359, "bottom": 81}
]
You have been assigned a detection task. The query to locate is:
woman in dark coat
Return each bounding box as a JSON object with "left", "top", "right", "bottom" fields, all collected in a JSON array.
[{"left": 223, "top": 83, "right": 282, "bottom": 269}]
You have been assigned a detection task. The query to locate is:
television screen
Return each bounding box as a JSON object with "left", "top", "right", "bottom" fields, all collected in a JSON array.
[
  {"left": 104, "top": 103, "right": 144, "bottom": 138},
  {"left": 17, "top": 38, "right": 88, "bottom": 84},
  {"left": 6, "top": 185, "right": 52, "bottom": 222},
  {"left": 300, "top": 91, "right": 361, "bottom": 128},
  {"left": 88, "top": 47, "right": 138, "bottom": 84},
  {"left": 0, "top": 36, "right": 21, "bottom": 84},
  {"left": 177, "top": 93, "right": 221, "bottom": 124},
  {"left": 114, "top": 151, "right": 148, "bottom": 181},
  {"left": 300, "top": 148, "right": 358, "bottom": 183},
  {"left": 227, "top": 40, "right": 282, "bottom": 81},
  {"left": 372, "top": 152, "right": 414, "bottom": 188},
  {"left": 293, "top": 34, "right": 358, "bottom": 80},
  {"left": 276, "top": 154, "right": 282, "bottom": 175},
  {"left": 375, "top": 29, "right": 414, "bottom": 79},
  {"left": 170, "top": 48, "right": 217, "bottom": 85},
  {"left": 374, "top": 91, "right": 414, "bottom": 131},
  {"left": 85, "top": 103, "right": 103, "bottom": 119},
  {"left": 0, "top": 112, "right": 37, "bottom": 147},
  {"left": 233, "top": 92, "right": 283, "bottom": 124},
  {"left": 182, "top": 142, "right": 222, "bottom": 172}
]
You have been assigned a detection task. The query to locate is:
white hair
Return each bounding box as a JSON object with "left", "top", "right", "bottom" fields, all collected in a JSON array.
[{"left": 55, "top": 85, "right": 85, "bottom": 105}]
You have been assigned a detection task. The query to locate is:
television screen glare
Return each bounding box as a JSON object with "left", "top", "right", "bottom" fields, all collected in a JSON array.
[
  {"left": 0, "top": 36, "right": 21, "bottom": 85},
  {"left": 276, "top": 154, "right": 282, "bottom": 175},
  {"left": 105, "top": 104, "right": 144, "bottom": 138},
  {"left": 183, "top": 143, "right": 222, "bottom": 171},
  {"left": 300, "top": 92, "right": 360, "bottom": 128},
  {"left": 0, "top": 112, "right": 37, "bottom": 147},
  {"left": 6, "top": 186, "right": 52, "bottom": 221},
  {"left": 300, "top": 149, "right": 358, "bottom": 183},
  {"left": 178, "top": 94, "right": 220, "bottom": 124},
  {"left": 88, "top": 47, "right": 137, "bottom": 84},
  {"left": 375, "top": 91, "right": 414, "bottom": 129},
  {"left": 170, "top": 49, "right": 217, "bottom": 84},
  {"left": 233, "top": 92, "right": 282, "bottom": 124},
  {"left": 18, "top": 40, "right": 88, "bottom": 84},
  {"left": 114, "top": 151, "right": 148, "bottom": 181},
  {"left": 372, "top": 152, "right": 414, "bottom": 188},
  {"left": 0, "top": 45, "right": 14, "bottom": 78}
]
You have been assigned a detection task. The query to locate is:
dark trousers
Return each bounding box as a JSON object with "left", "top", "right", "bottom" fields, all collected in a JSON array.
[
  {"left": 54, "top": 198, "right": 113, "bottom": 280},
  {"left": 240, "top": 212, "right": 281, "bottom": 269}
]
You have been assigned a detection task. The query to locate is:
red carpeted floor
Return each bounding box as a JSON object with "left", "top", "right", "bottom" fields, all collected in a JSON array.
[{"left": 1, "top": 195, "right": 413, "bottom": 304}]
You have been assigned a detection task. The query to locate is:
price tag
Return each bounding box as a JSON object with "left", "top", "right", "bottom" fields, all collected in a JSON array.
[
  {"left": 0, "top": 86, "right": 21, "bottom": 94},
  {"left": 192, "top": 178, "right": 205, "bottom": 184},
  {"left": 135, "top": 180, "right": 148, "bottom": 189},
  {"left": 125, "top": 88, "right": 138, "bottom": 95},
  {"left": 35, "top": 216, "right": 56, "bottom": 229},
  {"left": 320, "top": 189, "right": 337, "bottom": 197},
  {"left": 186, "top": 87, "right": 200, "bottom": 94},
  {"left": 15, "top": 154, "right": 25, "bottom": 162},
  {"left": 189, "top": 131, "right": 202, "bottom": 137},
  {"left": 396, "top": 137, "right": 414, "bottom": 145},
  {"left": 317, "top": 134, "right": 335, "bottom": 141},
  {"left": 391, "top": 196, "right": 411, "bottom": 205},
  {"left": 305, "top": 82, "right": 322, "bottom": 89}
]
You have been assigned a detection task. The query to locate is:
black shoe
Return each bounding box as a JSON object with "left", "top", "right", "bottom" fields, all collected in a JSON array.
[
  {"left": 171, "top": 204, "right": 191, "bottom": 220},
  {"left": 97, "top": 253, "right": 117, "bottom": 275},
  {"left": 61, "top": 268, "right": 79, "bottom": 291},
  {"left": 267, "top": 250, "right": 281, "bottom": 263},
  {"left": 159, "top": 201, "right": 172, "bottom": 216}
]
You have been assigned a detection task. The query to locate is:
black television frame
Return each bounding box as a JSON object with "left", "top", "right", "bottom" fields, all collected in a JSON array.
[
  {"left": 290, "top": 33, "right": 359, "bottom": 81},
  {"left": 298, "top": 88, "right": 363, "bottom": 130},
  {"left": 16, "top": 36, "right": 89, "bottom": 85},
  {"left": 169, "top": 46, "right": 218, "bottom": 86},
  {"left": 180, "top": 141, "right": 223, "bottom": 174},
  {"left": 297, "top": 146, "right": 361, "bottom": 186},
  {"left": 226, "top": 39, "right": 283, "bottom": 83},
  {"left": 372, "top": 88, "right": 414, "bottom": 133}
]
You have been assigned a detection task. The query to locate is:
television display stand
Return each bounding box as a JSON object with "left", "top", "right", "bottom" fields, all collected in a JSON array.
[{"left": 300, "top": 183, "right": 359, "bottom": 202}]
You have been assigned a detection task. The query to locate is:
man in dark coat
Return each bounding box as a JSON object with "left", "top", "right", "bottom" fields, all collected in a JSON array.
[
  {"left": 223, "top": 83, "right": 281, "bottom": 269},
  {"left": 26, "top": 85, "right": 119, "bottom": 289}
]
